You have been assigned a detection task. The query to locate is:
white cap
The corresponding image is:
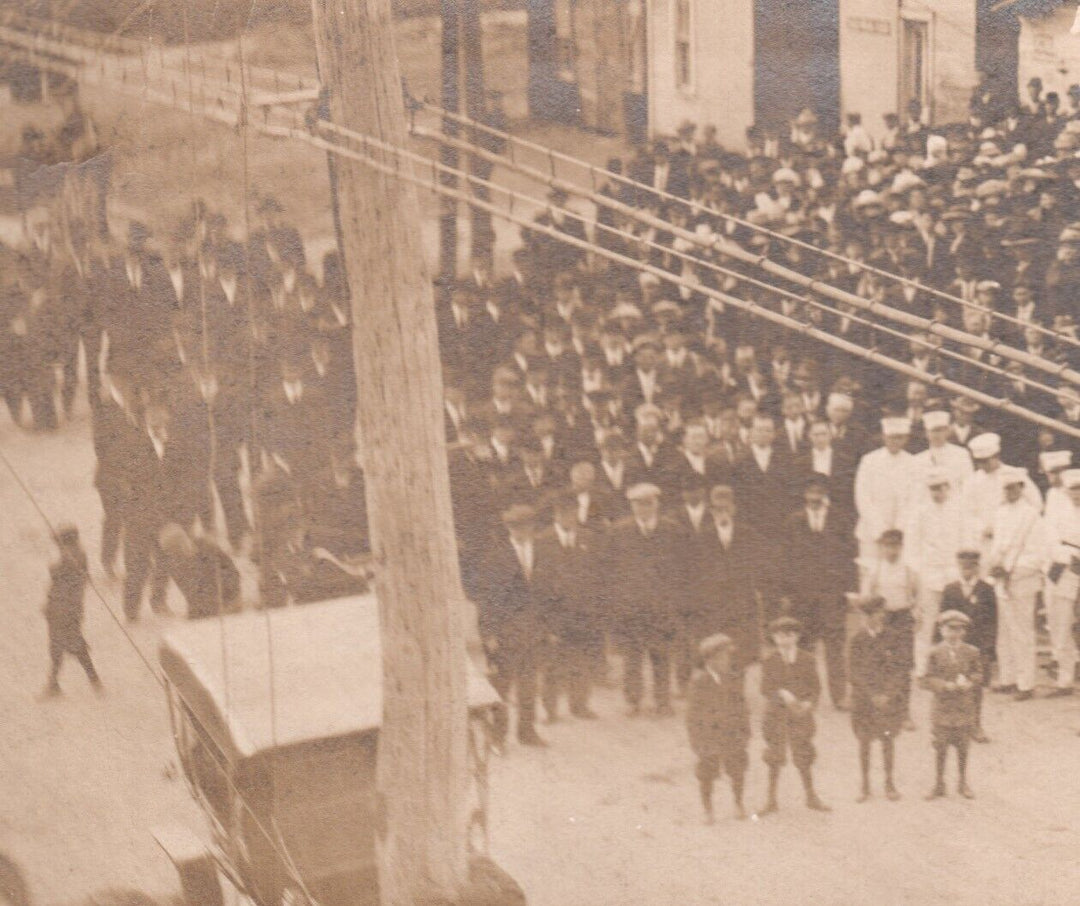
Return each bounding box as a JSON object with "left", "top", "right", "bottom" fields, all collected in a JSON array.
[
  {"left": 1062, "top": 469, "right": 1080, "bottom": 489},
  {"left": 922, "top": 410, "right": 951, "bottom": 431},
  {"left": 881, "top": 416, "right": 911, "bottom": 436},
  {"left": 997, "top": 466, "right": 1028, "bottom": 487},
  {"left": 626, "top": 482, "right": 662, "bottom": 501},
  {"left": 926, "top": 134, "right": 948, "bottom": 157},
  {"left": 634, "top": 402, "right": 663, "bottom": 424},
  {"left": 1040, "top": 450, "right": 1072, "bottom": 472},
  {"left": 969, "top": 433, "right": 1001, "bottom": 459},
  {"left": 854, "top": 189, "right": 882, "bottom": 208},
  {"left": 925, "top": 467, "right": 950, "bottom": 488},
  {"left": 841, "top": 156, "right": 865, "bottom": 175},
  {"left": 772, "top": 167, "right": 800, "bottom": 185}
]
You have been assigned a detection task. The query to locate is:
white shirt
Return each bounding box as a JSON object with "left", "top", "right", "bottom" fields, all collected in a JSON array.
[
  {"left": 636, "top": 369, "right": 658, "bottom": 403},
  {"left": 962, "top": 467, "right": 1041, "bottom": 550},
  {"left": 554, "top": 523, "right": 576, "bottom": 550},
  {"left": 854, "top": 447, "right": 917, "bottom": 544},
  {"left": 684, "top": 450, "right": 707, "bottom": 475},
  {"left": 576, "top": 492, "right": 591, "bottom": 525},
  {"left": 912, "top": 442, "right": 974, "bottom": 501},
  {"left": 512, "top": 537, "right": 534, "bottom": 579},
  {"left": 988, "top": 500, "right": 1048, "bottom": 576},
  {"left": 283, "top": 380, "right": 304, "bottom": 404},
  {"left": 750, "top": 444, "right": 772, "bottom": 473},
  {"left": 863, "top": 558, "right": 919, "bottom": 612},
  {"left": 685, "top": 502, "right": 706, "bottom": 531},
  {"left": 602, "top": 460, "right": 625, "bottom": 490},
  {"left": 904, "top": 496, "right": 965, "bottom": 590},
  {"left": 713, "top": 518, "right": 733, "bottom": 548},
  {"left": 811, "top": 447, "right": 833, "bottom": 476}
]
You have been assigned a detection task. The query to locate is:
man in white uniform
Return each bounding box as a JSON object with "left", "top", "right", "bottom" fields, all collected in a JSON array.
[
  {"left": 987, "top": 467, "right": 1048, "bottom": 702},
  {"left": 855, "top": 417, "right": 917, "bottom": 566},
  {"left": 912, "top": 410, "right": 972, "bottom": 503},
  {"left": 1042, "top": 468, "right": 1080, "bottom": 696},
  {"left": 962, "top": 433, "right": 1041, "bottom": 571},
  {"left": 1041, "top": 450, "right": 1072, "bottom": 525},
  {"left": 904, "top": 468, "right": 966, "bottom": 672}
]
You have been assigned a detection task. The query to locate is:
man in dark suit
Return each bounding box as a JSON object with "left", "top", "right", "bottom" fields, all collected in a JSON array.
[
  {"left": 693, "top": 484, "right": 767, "bottom": 671},
  {"left": 783, "top": 475, "right": 859, "bottom": 710},
  {"left": 760, "top": 616, "right": 831, "bottom": 814},
  {"left": 733, "top": 413, "right": 796, "bottom": 540},
  {"left": 436, "top": 284, "right": 485, "bottom": 398},
  {"left": 937, "top": 550, "right": 997, "bottom": 743},
  {"left": 568, "top": 460, "right": 618, "bottom": 530},
  {"left": 671, "top": 420, "right": 728, "bottom": 492},
  {"left": 605, "top": 483, "right": 682, "bottom": 716},
  {"left": 477, "top": 504, "right": 548, "bottom": 748},
  {"left": 535, "top": 492, "right": 602, "bottom": 721},
  {"left": 627, "top": 418, "right": 679, "bottom": 497},
  {"left": 794, "top": 418, "right": 857, "bottom": 532}
]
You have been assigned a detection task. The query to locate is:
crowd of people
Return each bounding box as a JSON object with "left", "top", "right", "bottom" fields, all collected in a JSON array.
[{"left": 6, "top": 73, "right": 1080, "bottom": 811}]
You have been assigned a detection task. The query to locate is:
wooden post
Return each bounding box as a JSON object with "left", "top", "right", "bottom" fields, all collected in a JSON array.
[
  {"left": 439, "top": 0, "right": 461, "bottom": 286},
  {"left": 309, "top": 1, "right": 470, "bottom": 902}
]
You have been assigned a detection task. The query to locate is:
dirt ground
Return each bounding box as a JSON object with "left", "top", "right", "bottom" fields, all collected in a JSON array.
[{"left": 3, "top": 11, "right": 1080, "bottom": 906}]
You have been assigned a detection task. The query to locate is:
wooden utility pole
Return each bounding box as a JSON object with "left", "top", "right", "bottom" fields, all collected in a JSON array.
[{"left": 309, "top": 1, "right": 470, "bottom": 903}]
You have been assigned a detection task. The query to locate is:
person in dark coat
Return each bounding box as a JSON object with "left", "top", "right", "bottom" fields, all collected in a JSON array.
[
  {"left": 686, "top": 633, "right": 751, "bottom": 823},
  {"left": 921, "top": 610, "right": 984, "bottom": 800},
  {"left": 477, "top": 504, "right": 548, "bottom": 748},
  {"left": 694, "top": 484, "right": 767, "bottom": 671},
  {"left": 42, "top": 525, "right": 101, "bottom": 696},
  {"left": 605, "top": 482, "right": 682, "bottom": 717},
  {"left": 760, "top": 616, "right": 830, "bottom": 814},
  {"left": 783, "top": 475, "right": 858, "bottom": 709},
  {"left": 848, "top": 596, "right": 906, "bottom": 802},
  {"left": 157, "top": 523, "right": 241, "bottom": 620},
  {"left": 535, "top": 491, "right": 601, "bottom": 721},
  {"left": 937, "top": 550, "right": 997, "bottom": 743}
]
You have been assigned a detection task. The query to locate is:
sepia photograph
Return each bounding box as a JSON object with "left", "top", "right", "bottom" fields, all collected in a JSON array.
[{"left": 2, "top": 0, "right": 1080, "bottom": 903}]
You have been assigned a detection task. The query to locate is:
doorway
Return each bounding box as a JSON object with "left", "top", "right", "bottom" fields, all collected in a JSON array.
[
  {"left": 753, "top": 0, "right": 840, "bottom": 135},
  {"left": 900, "top": 17, "right": 931, "bottom": 122}
]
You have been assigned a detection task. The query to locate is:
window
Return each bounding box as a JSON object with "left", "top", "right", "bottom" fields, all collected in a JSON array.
[{"left": 675, "top": 0, "right": 694, "bottom": 92}]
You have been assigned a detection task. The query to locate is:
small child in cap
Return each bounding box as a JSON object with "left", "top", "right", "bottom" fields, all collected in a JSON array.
[
  {"left": 686, "top": 633, "right": 750, "bottom": 823},
  {"left": 920, "top": 610, "right": 983, "bottom": 799}
]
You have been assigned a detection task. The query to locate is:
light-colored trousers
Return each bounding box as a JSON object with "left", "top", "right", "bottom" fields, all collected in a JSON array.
[
  {"left": 996, "top": 569, "right": 1041, "bottom": 693},
  {"left": 1047, "top": 586, "right": 1078, "bottom": 689},
  {"left": 915, "top": 585, "right": 943, "bottom": 676}
]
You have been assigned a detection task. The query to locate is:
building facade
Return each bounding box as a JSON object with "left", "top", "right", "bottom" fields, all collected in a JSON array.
[{"left": 647, "top": 0, "right": 982, "bottom": 149}]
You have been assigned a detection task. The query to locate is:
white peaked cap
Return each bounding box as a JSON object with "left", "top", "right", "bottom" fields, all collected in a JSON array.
[{"left": 969, "top": 433, "right": 1001, "bottom": 459}]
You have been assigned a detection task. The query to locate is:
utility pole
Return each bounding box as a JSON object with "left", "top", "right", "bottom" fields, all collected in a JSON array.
[{"left": 309, "top": 1, "right": 470, "bottom": 902}]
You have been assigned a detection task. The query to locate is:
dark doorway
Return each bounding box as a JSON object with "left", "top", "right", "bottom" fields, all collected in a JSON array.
[
  {"left": 976, "top": 0, "right": 1020, "bottom": 112},
  {"left": 754, "top": 0, "right": 840, "bottom": 135}
]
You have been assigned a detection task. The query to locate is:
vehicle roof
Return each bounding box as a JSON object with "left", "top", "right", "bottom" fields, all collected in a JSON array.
[{"left": 158, "top": 594, "right": 499, "bottom": 762}]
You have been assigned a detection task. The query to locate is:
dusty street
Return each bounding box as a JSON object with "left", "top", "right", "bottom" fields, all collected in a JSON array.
[{"left": 2, "top": 399, "right": 1080, "bottom": 905}]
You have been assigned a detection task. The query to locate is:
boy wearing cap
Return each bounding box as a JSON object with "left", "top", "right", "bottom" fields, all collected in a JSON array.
[
  {"left": 939, "top": 551, "right": 997, "bottom": 741},
  {"left": 760, "top": 616, "right": 830, "bottom": 814},
  {"left": 863, "top": 529, "right": 920, "bottom": 729},
  {"left": 42, "top": 526, "right": 102, "bottom": 697},
  {"left": 921, "top": 611, "right": 983, "bottom": 799},
  {"left": 849, "top": 596, "right": 906, "bottom": 801},
  {"left": 686, "top": 634, "right": 751, "bottom": 823}
]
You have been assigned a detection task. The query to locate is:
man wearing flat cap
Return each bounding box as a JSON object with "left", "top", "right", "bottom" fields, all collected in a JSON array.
[
  {"left": 42, "top": 525, "right": 102, "bottom": 697},
  {"left": 921, "top": 610, "right": 983, "bottom": 799},
  {"left": 686, "top": 634, "right": 751, "bottom": 823},
  {"left": 605, "top": 482, "right": 682, "bottom": 716},
  {"left": 477, "top": 504, "right": 547, "bottom": 748},
  {"left": 759, "top": 616, "right": 830, "bottom": 813}
]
